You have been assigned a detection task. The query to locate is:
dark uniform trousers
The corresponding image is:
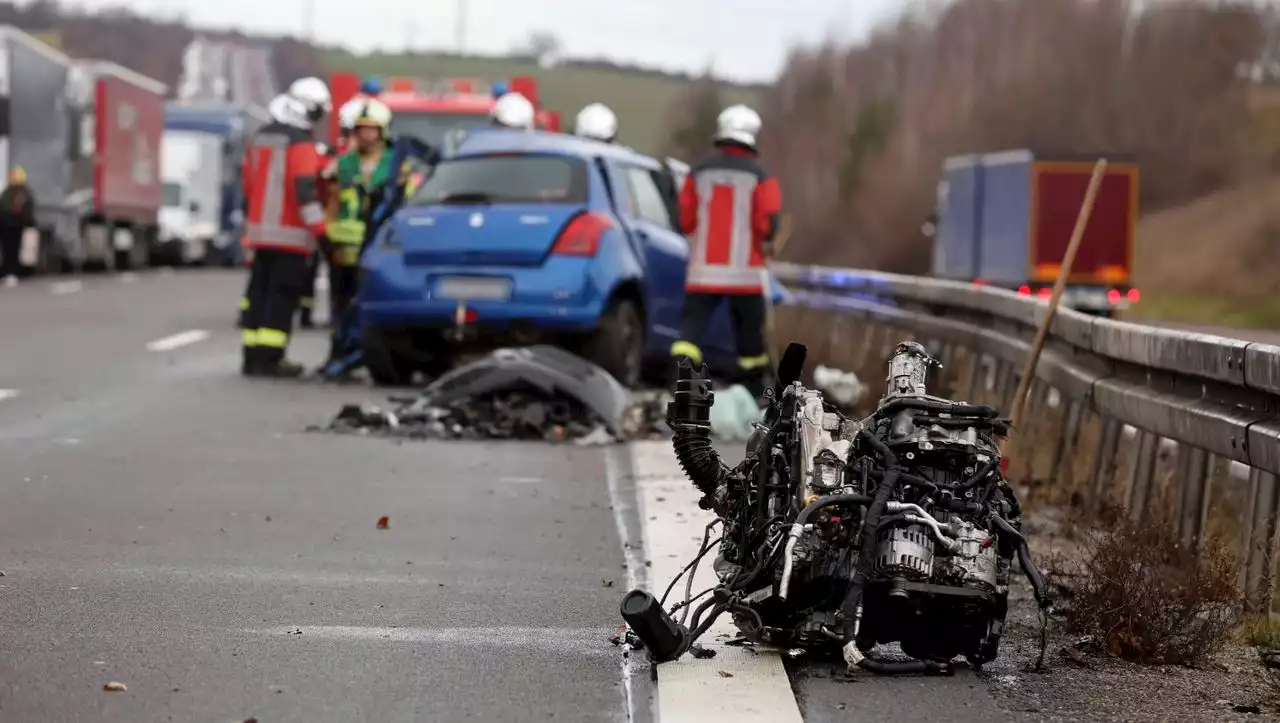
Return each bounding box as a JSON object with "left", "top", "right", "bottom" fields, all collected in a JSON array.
[
  {"left": 674, "top": 291, "right": 771, "bottom": 397},
  {"left": 299, "top": 250, "right": 320, "bottom": 325},
  {"left": 241, "top": 248, "right": 310, "bottom": 370}
]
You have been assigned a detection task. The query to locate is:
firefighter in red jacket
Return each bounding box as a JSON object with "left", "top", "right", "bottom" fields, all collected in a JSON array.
[
  {"left": 240, "top": 78, "right": 332, "bottom": 377},
  {"left": 671, "top": 104, "right": 782, "bottom": 397}
]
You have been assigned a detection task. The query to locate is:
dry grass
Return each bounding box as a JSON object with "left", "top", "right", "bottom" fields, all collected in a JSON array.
[{"left": 1062, "top": 515, "right": 1241, "bottom": 666}]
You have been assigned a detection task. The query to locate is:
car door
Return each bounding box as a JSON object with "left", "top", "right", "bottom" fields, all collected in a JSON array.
[{"left": 605, "top": 160, "right": 689, "bottom": 356}]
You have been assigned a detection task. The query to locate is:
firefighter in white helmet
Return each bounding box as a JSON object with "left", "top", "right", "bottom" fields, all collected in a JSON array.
[
  {"left": 573, "top": 102, "right": 618, "bottom": 143},
  {"left": 491, "top": 92, "right": 536, "bottom": 130},
  {"left": 670, "top": 104, "right": 783, "bottom": 398},
  {"left": 287, "top": 76, "right": 333, "bottom": 125}
]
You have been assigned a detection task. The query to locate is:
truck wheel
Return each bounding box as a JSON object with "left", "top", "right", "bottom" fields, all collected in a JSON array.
[
  {"left": 361, "top": 326, "right": 416, "bottom": 387},
  {"left": 586, "top": 298, "right": 644, "bottom": 388}
]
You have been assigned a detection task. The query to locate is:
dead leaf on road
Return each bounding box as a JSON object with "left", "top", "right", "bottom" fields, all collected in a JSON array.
[
  {"left": 717, "top": 670, "right": 733, "bottom": 678},
  {"left": 102, "top": 681, "right": 127, "bottom": 692},
  {"left": 376, "top": 516, "right": 390, "bottom": 530}
]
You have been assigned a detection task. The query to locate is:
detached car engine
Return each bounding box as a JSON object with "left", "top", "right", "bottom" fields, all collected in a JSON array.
[{"left": 619, "top": 341, "right": 1050, "bottom": 675}]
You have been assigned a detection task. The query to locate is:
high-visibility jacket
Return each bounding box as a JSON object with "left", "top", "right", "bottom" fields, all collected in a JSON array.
[
  {"left": 677, "top": 146, "right": 783, "bottom": 294},
  {"left": 242, "top": 121, "right": 326, "bottom": 255},
  {"left": 326, "top": 148, "right": 397, "bottom": 259}
]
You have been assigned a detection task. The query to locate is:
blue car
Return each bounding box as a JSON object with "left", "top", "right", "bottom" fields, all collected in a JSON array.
[{"left": 356, "top": 129, "right": 788, "bottom": 387}]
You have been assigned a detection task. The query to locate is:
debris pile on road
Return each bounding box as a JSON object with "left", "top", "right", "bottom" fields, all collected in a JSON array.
[{"left": 319, "top": 345, "right": 671, "bottom": 443}]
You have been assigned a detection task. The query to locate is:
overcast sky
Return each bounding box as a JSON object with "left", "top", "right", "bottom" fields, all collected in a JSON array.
[{"left": 62, "top": 0, "right": 907, "bottom": 83}]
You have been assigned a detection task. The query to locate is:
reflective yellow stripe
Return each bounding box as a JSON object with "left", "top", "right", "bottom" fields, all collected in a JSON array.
[
  {"left": 326, "top": 219, "right": 365, "bottom": 244},
  {"left": 334, "top": 245, "right": 361, "bottom": 266},
  {"left": 256, "top": 328, "right": 289, "bottom": 348},
  {"left": 241, "top": 329, "right": 259, "bottom": 346},
  {"left": 738, "top": 354, "right": 772, "bottom": 370},
  {"left": 670, "top": 341, "right": 703, "bottom": 365},
  {"left": 239, "top": 297, "right": 249, "bottom": 311},
  {"left": 300, "top": 297, "right": 314, "bottom": 308}
]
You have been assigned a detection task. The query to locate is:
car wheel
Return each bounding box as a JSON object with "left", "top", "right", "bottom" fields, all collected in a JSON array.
[
  {"left": 587, "top": 298, "right": 644, "bottom": 388},
  {"left": 361, "top": 326, "right": 416, "bottom": 387}
]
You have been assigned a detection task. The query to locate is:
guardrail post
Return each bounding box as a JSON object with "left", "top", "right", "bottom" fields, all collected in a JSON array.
[
  {"left": 1242, "top": 469, "right": 1280, "bottom": 613},
  {"left": 1088, "top": 418, "right": 1122, "bottom": 516},
  {"left": 963, "top": 351, "right": 984, "bottom": 402},
  {"left": 1173, "top": 445, "right": 1211, "bottom": 552},
  {"left": 1052, "top": 400, "right": 1085, "bottom": 488},
  {"left": 997, "top": 362, "right": 1018, "bottom": 411},
  {"left": 1127, "top": 430, "right": 1159, "bottom": 522}
]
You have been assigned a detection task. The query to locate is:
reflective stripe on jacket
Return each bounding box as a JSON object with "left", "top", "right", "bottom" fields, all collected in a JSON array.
[
  {"left": 242, "top": 121, "right": 325, "bottom": 255},
  {"left": 677, "top": 146, "right": 783, "bottom": 294}
]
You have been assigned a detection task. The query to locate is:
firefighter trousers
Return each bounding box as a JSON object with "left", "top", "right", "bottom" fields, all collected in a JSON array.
[
  {"left": 299, "top": 250, "right": 320, "bottom": 324},
  {"left": 670, "top": 291, "right": 772, "bottom": 396},
  {"left": 241, "top": 248, "right": 309, "bottom": 371}
]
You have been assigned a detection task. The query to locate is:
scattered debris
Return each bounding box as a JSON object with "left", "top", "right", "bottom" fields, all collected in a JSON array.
[
  {"left": 1259, "top": 648, "right": 1280, "bottom": 669},
  {"left": 320, "top": 347, "right": 670, "bottom": 444},
  {"left": 1234, "top": 704, "right": 1262, "bottom": 714},
  {"left": 102, "top": 681, "right": 127, "bottom": 692},
  {"left": 708, "top": 385, "right": 763, "bottom": 441},
  {"left": 376, "top": 516, "right": 390, "bottom": 530},
  {"left": 717, "top": 670, "right": 734, "bottom": 678},
  {"left": 601, "top": 579, "right": 614, "bottom": 588},
  {"left": 812, "top": 365, "right": 865, "bottom": 408},
  {"left": 689, "top": 645, "right": 716, "bottom": 659}
]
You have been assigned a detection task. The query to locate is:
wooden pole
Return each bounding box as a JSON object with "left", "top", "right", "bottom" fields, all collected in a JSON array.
[{"left": 1007, "top": 158, "right": 1108, "bottom": 430}]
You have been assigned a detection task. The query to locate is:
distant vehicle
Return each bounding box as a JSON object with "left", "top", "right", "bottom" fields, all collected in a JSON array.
[
  {"left": 355, "top": 129, "right": 786, "bottom": 387},
  {"left": 0, "top": 26, "right": 81, "bottom": 275},
  {"left": 161, "top": 102, "right": 269, "bottom": 266},
  {"left": 932, "top": 149, "right": 1139, "bottom": 317},
  {"left": 327, "top": 72, "right": 562, "bottom": 150},
  {"left": 68, "top": 60, "right": 167, "bottom": 271}
]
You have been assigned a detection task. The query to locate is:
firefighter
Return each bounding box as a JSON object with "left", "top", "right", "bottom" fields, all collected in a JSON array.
[
  {"left": 490, "top": 92, "right": 536, "bottom": 130},
  {"left": 239, "top": 83, "right": 332, "bottom": 378},
  {"left": 573, "top": 103, "right": 618, "bottom": 143},
  {"left": 670, "top": 104, "right": 783, "bottom": 398},
  {"left": 324, "top": 98, "right": 394, "bottom": 328}
]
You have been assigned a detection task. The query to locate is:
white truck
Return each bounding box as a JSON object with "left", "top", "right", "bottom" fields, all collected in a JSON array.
[{"left": 158, "top": 129, "right": 223, "bottom": 265}]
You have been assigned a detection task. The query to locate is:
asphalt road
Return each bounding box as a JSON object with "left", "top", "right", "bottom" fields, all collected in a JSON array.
[{"left": 0, "top": 268, "right": 1167, "bottom": 722}]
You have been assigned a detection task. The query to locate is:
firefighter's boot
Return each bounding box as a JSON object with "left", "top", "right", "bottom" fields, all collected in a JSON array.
[{"left": 261, "top": 358, "right": 306, "bottom": 378}]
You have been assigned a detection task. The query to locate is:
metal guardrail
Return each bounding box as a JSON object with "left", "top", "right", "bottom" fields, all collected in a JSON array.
[{"left": 770, "top": 261, "right": 1280, "bottom": 610}]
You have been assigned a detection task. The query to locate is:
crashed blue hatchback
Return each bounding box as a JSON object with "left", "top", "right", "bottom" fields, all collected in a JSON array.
[{"left": 355, "top": 128, "right": 789, "bottom": 388}]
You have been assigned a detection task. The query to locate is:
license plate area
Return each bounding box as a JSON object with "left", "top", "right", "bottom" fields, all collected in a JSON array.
[{"left": 434, "top": 276, "right": 512, "bottom": 301}]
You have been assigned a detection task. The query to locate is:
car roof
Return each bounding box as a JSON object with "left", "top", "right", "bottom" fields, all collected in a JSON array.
[{"left": 451, "top": 128, "right": 662, "bottom": 169}]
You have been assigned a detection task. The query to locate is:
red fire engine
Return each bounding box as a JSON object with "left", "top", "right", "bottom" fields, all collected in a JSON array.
[{"left": 327, "top": 72, "right": 562, "bottom": 148}]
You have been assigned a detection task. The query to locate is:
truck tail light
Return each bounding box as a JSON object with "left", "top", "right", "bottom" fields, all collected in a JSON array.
[
  {"left": 1107, "top": 289, "right": 1121, "bottom": 304},
  {"left": 1017, "top": 285, "right": 1031, "bottom": 295},
  {"left": 1036, "top": 288, "right": 1052, "bottom": 299},
  {"left": 551, "top": 212, "right": 613, "bottom": 257},
  {"left": 1127, "top": 288, "right": 1141, "bottom": 303}
]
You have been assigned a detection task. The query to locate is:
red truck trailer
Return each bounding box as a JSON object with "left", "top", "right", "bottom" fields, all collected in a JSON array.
[
  {"left": 932, "top": 149, "right": 1139, "bottom": 317},
  {"left": 75, "top": 60, "right": 167, "bottom": 271}
]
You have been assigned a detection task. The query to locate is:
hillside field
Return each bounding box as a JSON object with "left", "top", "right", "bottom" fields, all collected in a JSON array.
[{"left": 321, "top": 50, "right": 762, "bottom": 155}]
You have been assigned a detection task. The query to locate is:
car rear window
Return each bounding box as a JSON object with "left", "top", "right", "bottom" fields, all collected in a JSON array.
[{"left": 409, "top": 154, "right": 588, "bottom": 206}]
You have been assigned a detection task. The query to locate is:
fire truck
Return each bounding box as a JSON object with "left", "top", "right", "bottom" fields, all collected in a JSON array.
[{"left": 327, "top": 72, "right": 562, "bottom": 149}]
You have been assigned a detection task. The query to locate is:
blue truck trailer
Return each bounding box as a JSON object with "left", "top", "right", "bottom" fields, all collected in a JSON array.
[
  {"left": 160, "top": 102, "right": 268, "bottom": 266},
  {"left": 932, "top": 149, "right": 1140, "bottom": 317}
]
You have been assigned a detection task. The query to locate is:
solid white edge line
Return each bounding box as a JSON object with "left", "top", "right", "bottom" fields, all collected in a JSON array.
[
  {"left": 630, "top": 440, "right": 804, "bottom": 723},
  {"left": 146, "top": 329, "right": 210, "bottom": 352},
  {"left": 607, "top": 445, "right": 647, "bottom": 723},
  {"left": 0, "top": 389, "right": 18, "bottom": 402},
  {"left": 50, "top": 280, "right": 82, "bottom": 294}
]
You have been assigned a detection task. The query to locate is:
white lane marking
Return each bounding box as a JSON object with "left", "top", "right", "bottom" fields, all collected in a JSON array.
[
  {"left": 50, "top": 280, "right": 82, "bottom": 294},
  {"left": 607, "top": 446, "right": 648, "bottom": 723},
  {"left": 146, "top": 329, "right": 210, "bottom": 352},
  {"left": 499, "top": 476, "right": 545, "bottom": 484},
  {"left": 0, "top": 389, "right": 18, "bottom": 402},
  {"left": 242, "top": 625, "right": 612, "bottom": 655},
  {"left": 118, "top": 272, "right": 138, "bottom": 284},
  {"left": 630, "top": 440, "right": 804, "bottom": 723}
]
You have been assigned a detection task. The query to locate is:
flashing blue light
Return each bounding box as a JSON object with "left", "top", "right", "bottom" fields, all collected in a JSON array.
[
  {"left": 490, "top": 80, "right": 509, "bottom": 98},
  {"left": 360, "top": 76, "right": 384, "bottom": 95}
]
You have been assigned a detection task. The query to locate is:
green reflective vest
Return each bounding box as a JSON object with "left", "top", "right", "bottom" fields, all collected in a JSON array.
[{"left": 326, "top": 149, "right": 395, "bottom": 252}]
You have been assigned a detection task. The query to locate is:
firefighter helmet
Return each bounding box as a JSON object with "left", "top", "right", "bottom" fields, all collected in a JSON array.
[
  {"left": 714, "top": 104, "right": 762, "bottom": 149},
  {"left": 268, "top": 93, "right": 310, "bottom": 129},
  {"left": 491, "top": 92, "right": 535, "bottom": 130},
  {"left": 352, "top": 98, "right": 393, "bottom": 135},
  {"left": 337, "top": 98, "right": 365, "bottom": 131},
  {"left": 574, "top": 103, "right": 617, "bottom": 142},
  {"left": 287, "top": 76, "right": 333, "bottom": 124}
]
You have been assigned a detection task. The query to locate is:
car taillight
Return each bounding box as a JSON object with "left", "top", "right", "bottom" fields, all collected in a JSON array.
[{"left": 551, "top": 212, "right": 612, "bottom": 257}]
